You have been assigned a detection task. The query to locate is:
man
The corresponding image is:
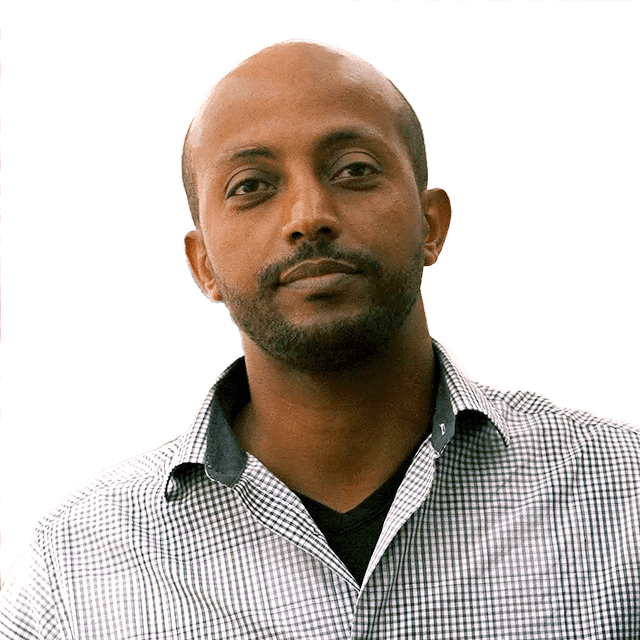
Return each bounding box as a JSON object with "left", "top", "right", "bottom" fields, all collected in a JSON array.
[{"left": 1, "top": 41, "right": 638, "bottom": 639}]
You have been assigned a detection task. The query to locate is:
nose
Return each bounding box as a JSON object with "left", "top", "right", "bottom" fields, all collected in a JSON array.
[{"left": 281, "top": 173, "right": 339, "bottom": 244}]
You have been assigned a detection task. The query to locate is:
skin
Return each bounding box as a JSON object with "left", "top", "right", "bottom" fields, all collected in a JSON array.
[{"left": 185, "top": 42, "right": 451, "bottom": 512}]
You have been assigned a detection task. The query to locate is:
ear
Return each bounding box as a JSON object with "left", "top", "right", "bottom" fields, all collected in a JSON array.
[
  {"left": 420, "top": 188, "right": 451, "bottom": 267},
  {"left": 184, "top": 230, "right": 223, "bottom": 302}
]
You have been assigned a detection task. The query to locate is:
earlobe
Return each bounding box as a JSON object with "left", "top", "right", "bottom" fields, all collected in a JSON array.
[
  {"left": 184, "top": 230, "right": 223, "bottom": 302},
  {"left": 420, "top": 188, "right": 452, "bottom": 267}
]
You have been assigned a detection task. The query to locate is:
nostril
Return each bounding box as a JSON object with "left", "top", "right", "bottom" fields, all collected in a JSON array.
[
  {"left": 286, "top": 221, "right": 336, "bottom": 243},
  {"left": 289, "top": 227, "right": 332, "bottom": 241}
]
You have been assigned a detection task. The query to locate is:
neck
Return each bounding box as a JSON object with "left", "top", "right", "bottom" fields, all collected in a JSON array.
[{"left": 234, "top": 303, "right": 437, "bottom": 512}]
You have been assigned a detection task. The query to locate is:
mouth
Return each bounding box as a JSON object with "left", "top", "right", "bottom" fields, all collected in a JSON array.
[{"left": 279, "top": 258, "right": 360, "bottom": 285}]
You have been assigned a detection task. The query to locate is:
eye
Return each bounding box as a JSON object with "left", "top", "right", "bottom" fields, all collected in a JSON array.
[
  {"left": 329, "top": 152, "right": 381, "bottom": 185},
  {"left": 227, "top": 177, "right": 274, "bottom": 198},
  {"left": 332, "top": 162, "right": 378, "bottom": 180}
]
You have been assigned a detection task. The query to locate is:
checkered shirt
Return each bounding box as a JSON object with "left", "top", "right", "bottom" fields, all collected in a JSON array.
[{"left": 1, "top": 340, "right": 639, "bottom": 639}]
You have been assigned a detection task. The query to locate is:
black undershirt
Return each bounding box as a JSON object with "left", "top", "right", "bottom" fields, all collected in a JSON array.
[{"left": 295, "top": 446, "right": 419, "bottom": 585}]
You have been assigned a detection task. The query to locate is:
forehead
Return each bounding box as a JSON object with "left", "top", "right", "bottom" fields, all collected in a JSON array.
[{"left": 188, "top": 47, "right": 405, "bottom": 170}]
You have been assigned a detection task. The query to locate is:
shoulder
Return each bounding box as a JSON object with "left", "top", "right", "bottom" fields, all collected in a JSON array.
[
  {"left": 33, "top": 438, "right": 182, "bottom": 547},
  {"left": 482, "top": 384, "right": 639, "bottom": 435},
  {"left": 480, "top": 384, "right": 640, "bottom": 475},
  {"left": 0, "top": 439, "right": 184, "bottom": 638}
]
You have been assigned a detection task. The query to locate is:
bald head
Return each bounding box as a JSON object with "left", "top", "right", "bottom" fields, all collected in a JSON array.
[{"left": 182, "top": 42, "right": 428, "bottom": 226}]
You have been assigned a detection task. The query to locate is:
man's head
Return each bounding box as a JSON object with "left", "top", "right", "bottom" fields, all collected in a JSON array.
[
  {"left": 184, "top": 41, "right": 450, "bottom": 371},
  {"left": 182, "top": 43, "right": 428, "bottom": 228}
]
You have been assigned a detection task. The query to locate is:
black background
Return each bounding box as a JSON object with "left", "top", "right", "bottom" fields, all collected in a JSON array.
[{"left": 2, "top": 10, "right": 639, "bottom": 576}]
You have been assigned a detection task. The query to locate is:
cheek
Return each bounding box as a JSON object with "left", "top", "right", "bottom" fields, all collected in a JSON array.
[
  {"left": 199, "top": 194, "right": 261, "bottom": 277},
  {"left": 360, "top": 188, "right": 424, "bottom": 253},
  {"left": 203, "top": 231, "right": 251, "bottom": 293}
]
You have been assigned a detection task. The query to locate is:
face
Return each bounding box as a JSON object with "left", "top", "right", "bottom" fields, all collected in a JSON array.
[{"left": 185, "top": 46, "right": 447, "bottom": 371}]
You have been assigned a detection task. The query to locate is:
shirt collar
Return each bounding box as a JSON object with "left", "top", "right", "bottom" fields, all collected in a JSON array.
[
  {"left": 165, "top": 339, "right": 510, "bottom": 498},
  {"left": 432, "top": 338, "right": 511, "bottom": 447},
  {"left": 163, "top": 359, "right": 247, "bottom": 499}
]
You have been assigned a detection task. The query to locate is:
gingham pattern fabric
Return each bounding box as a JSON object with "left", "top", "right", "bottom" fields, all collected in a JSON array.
[{"left": 1, "top": 340, "right": 639, "bottom": 638}]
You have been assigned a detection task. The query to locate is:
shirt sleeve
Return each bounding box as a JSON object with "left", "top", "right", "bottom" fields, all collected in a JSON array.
[{"left": 0, "top": 535, "right": 65, "bottom": 640}]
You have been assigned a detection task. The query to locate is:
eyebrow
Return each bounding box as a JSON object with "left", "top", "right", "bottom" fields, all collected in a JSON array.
[
  {"left": 319, "top": 129, "right": 361, "bottom": 146},
  {"left": 315, "top": 128, "right": 381, "bottom": 154},
  {"left": 221, "top": 127, "right": 384, "bottom": 167},
  {"left": 227, "top": 146, "right": 278, "bottom": 162}
]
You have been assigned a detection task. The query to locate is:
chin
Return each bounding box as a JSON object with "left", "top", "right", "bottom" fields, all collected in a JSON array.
[
  {"left": 247, "top": 304, "right": 415, "bottom": 373},
  {"left": 226, "top": 253, "right": 424, "bottom": 372}
]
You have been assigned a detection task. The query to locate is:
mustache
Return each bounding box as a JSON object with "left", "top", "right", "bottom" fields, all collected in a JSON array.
[{"left": 259, "top": 240, "right": 381, "bottom": 289}]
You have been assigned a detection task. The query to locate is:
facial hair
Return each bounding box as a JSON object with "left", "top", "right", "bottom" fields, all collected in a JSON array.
[{"left": 215, "top": 239, "right": 425, "bottom": 373}]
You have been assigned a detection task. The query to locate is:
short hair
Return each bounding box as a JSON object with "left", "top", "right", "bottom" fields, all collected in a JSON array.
[
  {"left": 182, "top": 122, "right": 200, "bottom": 226},
  {"left": 181, "top": 84, "right": 428, "bottom": 227},
  {"left": 393, "top": 82, "right": 429, "bottom": 192}
]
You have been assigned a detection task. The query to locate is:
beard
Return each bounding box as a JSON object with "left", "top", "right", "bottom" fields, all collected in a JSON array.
[{"left": 215, "top": 239, "right": 424, "bottom": 373}]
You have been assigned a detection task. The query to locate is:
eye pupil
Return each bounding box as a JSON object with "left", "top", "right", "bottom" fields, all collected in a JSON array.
[
  {"left": 241, "top": 179, "right": 260, "bottom": 193},
  {"left": 350, "top": 164, "right": 368, "bottom": 176}
]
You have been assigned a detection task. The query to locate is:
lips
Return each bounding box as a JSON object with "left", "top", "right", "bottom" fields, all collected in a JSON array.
[{"left": 279, "top": 258, "right": 360, "bottom": 285}]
